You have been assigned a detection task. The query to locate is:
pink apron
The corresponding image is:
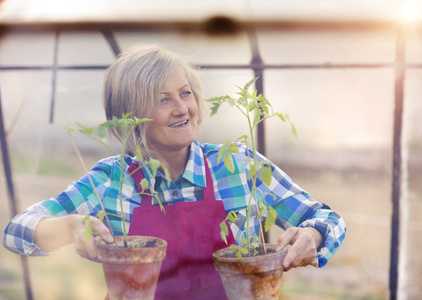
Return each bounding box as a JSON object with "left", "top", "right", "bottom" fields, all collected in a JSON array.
[{"left": 126, "top": 158, "right": 236, "bottom": 299}]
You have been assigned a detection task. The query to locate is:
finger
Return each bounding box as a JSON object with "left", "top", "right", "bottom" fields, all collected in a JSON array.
[
  {"left": 283, "top": 241, "right": 302, "bottom": 271},
  {"left": 285, "top": 248, "right": 315, "bottom": 271},
  {"left": 283, "top": 231, "right": 317, "bottom": 271},
  {"left": 276, "top": 227, "right": 298, "bottom": 251},
  {"left": 73, "top": 216, "right": 104, "bottom": 263},
  {"left": 284, "top": 247, "right": 308, "bottom": 271},
  {"left": 92, "top": 218, "right": 114, "bottom": 244}
]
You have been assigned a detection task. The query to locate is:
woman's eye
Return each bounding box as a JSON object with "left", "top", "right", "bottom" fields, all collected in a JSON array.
[
  {"left": 181, "top": 91, "right": 192, "bottom": 98},
  {"left": 160, "top": 97, "right": 170, "bottom": 104}
]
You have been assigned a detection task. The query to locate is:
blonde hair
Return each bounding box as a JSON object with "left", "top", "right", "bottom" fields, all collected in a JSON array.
[{"left": 103, "top": 44, "right": 206, "bottom": 158}]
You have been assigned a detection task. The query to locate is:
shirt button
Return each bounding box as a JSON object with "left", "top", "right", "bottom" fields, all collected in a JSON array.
[{"left": 172, "top": 191, "right": 178, "bottom": 197}]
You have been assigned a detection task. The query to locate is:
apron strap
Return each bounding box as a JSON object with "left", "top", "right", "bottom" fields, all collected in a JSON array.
[
  {"left": 203, "top": 160, "right": 214, "bottom": 203},
  {"left": 127, "top": 162, "right": 152, "bottom": 208}
]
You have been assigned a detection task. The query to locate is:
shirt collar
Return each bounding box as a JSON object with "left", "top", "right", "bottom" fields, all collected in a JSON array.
[
  {"left": 141, "top": 141, "right": 206, "bottom": 188},
  {"left": 182, "top": 140, "right": 206, "bottom": 188}
]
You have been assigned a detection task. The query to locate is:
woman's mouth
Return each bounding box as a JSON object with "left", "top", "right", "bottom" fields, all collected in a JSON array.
[{"left": 169, "top": 120, "right": 188, "bottom": 128}]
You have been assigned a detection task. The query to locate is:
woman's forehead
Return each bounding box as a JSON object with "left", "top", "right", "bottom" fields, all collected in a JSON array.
[{"left": 160, "top": 68, "right": 190, "bottom": 92}]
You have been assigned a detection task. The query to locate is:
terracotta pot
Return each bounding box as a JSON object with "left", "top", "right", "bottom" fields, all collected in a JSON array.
[
  {"left": 97, "top": 236, "right": 167, "bottom": 300},
  {"left": 212, "top": 244, "right": 287, "bottom": 300}
]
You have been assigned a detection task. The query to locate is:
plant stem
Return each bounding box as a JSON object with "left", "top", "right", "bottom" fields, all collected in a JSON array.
[
  {"left": 119, "top": 134, "right": 128, "bottom": 247},
  {"left": 245, "top": 104, "right": 267, "bottom": 254},
  {"left": 67, "top": 132, "right": 116, "bottom": 243},
  {"left": 246, "top": 107, "right": 256, "bottom": 244}
]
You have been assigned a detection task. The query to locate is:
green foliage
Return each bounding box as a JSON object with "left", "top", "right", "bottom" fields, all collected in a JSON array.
[
  {"left": 230, "top": 236, "right": 259, "bottom": 258},
  {"left": 220, "top": 211, "right": 240, "bottom": 244},
  {"left": 63, "top": 113, "right": 152, "bottom": 155},
  {"left": 64, "top": 112, "right": 170, "bottom": 247},
  {"left": 206, "top": 77, "right": 296, "bottom": 257},
  {"left": 265, "top": 206, "right": 278, "bottom": 232}
]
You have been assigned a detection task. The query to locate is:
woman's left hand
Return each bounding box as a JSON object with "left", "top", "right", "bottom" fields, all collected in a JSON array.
[{"left": 275, "top": 227, "right": 323, "bottom": 271}]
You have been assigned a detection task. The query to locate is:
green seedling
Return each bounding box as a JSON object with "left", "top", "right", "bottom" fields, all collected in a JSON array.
[
  {"left": 64, "top": 112, "right": 170, "bottom": 247},
  {"left": 207, "top": 77, "right": 296, "bottom": 256}
]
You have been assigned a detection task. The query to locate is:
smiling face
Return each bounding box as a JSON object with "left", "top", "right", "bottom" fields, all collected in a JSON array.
[{"left": 145, "top": 67, "right": 199, "bottom": 157}]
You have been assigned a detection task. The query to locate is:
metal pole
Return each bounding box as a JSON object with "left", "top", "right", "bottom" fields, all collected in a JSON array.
[
  {"left": 389, "top": 23, "right": 406, "bottom": 300},
  {"left": 0, "top": 83, "right": 34, "bottom": 299},
  {"left": 102, "top": 30, "right": 121, "bottom": 57},
  {"left": 49, "top": 31, "right": 59, "bottom": 123},
  {"left": 248, "top": 31, "right": 266, "bottom": 157}
]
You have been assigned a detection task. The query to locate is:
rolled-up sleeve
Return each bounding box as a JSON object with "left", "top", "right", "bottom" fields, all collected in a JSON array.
[
  {"left": 254, "top": 151, "right": 346, "bottom": 268},
  {"left": 3, "top": 206, "right": 55, "bottom": 256},
  {"left": 271, "top": 186, "right": 346, "bottom": 268},
  {"left": 3, "top": 158, "right": 116, "bottom": 256}
]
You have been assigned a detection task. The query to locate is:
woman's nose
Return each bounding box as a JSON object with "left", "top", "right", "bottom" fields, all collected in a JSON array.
[{"left": 173, "top": 97, "right": 188, "bottom": 115}]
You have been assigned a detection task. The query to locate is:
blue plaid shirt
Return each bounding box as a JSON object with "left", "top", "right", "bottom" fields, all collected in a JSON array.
[{"left": 3, "top": 140, "right": 346, "bottom": 267}]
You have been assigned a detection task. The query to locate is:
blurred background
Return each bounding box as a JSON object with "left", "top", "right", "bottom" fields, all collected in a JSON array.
[{"left": 0, "top": 0, "right": 421, "bottom": 299}]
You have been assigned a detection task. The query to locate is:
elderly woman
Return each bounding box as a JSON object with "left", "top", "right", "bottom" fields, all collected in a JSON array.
[{"left": 3, "top": 44, "right": 346, "bottom": 299}]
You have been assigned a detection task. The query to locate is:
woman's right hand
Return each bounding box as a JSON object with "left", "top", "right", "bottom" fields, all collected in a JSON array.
[
  {"left": 70, "top": 215, "right": 115, "bottom": 262},
  {"left": 35, "top": 215, "right": 114, "bottom": 263}
]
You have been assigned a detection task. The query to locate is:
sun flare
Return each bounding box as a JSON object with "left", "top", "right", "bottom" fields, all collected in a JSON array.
[{"left": 399, "top": 4, "right": 422, "bottom": 24}]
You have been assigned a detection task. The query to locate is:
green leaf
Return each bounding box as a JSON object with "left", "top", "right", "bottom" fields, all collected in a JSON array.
[
  {"left": 162, "top": 165, "right": 172, "bottom": 185},
  {"left": 258, "top": 98, "right": 271, "bottom": 116},
  {"left": 247, "top": 99, "right": 257, "bottom": 112},
  {"left": 265, "top": 206, "right": 277, "bottom": 232},
  {"left": 209, "top": 101, "right": 222, "bottom": 117},
  {"left": 227, "top": 143, "right": 239, "bottom": 154},
  {"left": 75, "top": 122, "right": 94, "bottom": 135},
  {"left": 135, "top": 117, "right": 153, "bottom": 126},
  {"left": 97, "top": 124, "right": 107, "bottom": 138},
  {"left": 217, "top": 141, "right": 230, "bottom": 165},
  {"left": 251, "top": 89, "right": 257, "bottom": 98},
  {"left": 97, "top": 210, "right": 106, "bottom": 221},
  {"left": 235, "top": 250, "right": 243, "bottom": 258},
  {"left": 206, "top": 95, "right": 235, "bottom": 116},
  {"left": 226, "top": 210, "right": 239, "bottom": 223},
  {"left": 83, "top": 225, "right": 92, "bottom": 243},
  {"left": 261, "top": 165, "right": 272, "bottom": 186},
  {"left": 258, "top": 199, "right": 266, "bottom": 212},
  {"left": 239, "top": 246, "right": 250, "bottom": 255},
  {"left": 285, "top": 114, "right": 297, "bottom": 139},
  {"left": 206, "top": 95, "right": 232, "bottom": 103},
  {"left": 238, "top": 95, "right": 248, "bottom": 108},
  {"left": 136, "top": 147, "right": 143, "bottom": 162},
  {"left": 227, "top": 97, "right": 236, "bottom": 106},
  {"left": 236, "top": 135, "right": 249, "bottom": 144},
  {"left": 82, "top": 215, "right": 90, "bottom": 225},
  {"left": 244, "top": 76, "right": 259, "bottom": 91},
  {"left": 252, "top": 109, "right": 261, "bottom": 129},
  {"left": 62, "top": 126, "right": 77, "bottom": 132},
  {"left": 248, "top": 163, "right": 258, "bottom": 180},
  {"left": 149, "top": 158, "right": 161, "bottom": 177},
  {"left": 222, "top": 154, "right": 235, "bottom": 173},
  {"left": 220, "top": 221, "right": 229, "bottom": 244},
  {"left": 275, "top": 112, "right": 286, "bottom": 122},
  {"left": 257, "top": 199, "right": 265, "bottom": 221},
  {"left": 140, "top": 178, "right": 150, "bottom": 191},
  {"left": 152, "top": 194, "right": 166, "bottom": 214}
]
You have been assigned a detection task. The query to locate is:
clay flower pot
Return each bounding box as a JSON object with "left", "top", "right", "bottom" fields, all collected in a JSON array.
[
  {"left": 97, "top": 236, "right": 167, "bottom": 300},
  {"left": 212, "top": 244, "right": 287, "bottom": 300}
]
